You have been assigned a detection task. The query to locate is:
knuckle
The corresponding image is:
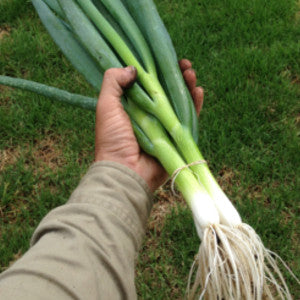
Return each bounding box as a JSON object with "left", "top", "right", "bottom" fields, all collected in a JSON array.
[
  {"left": 104, "top": 68, "right": 115, "bottom": 78},
  {"left": 104, "top": 68, "right": 121, "bottom": 79}
]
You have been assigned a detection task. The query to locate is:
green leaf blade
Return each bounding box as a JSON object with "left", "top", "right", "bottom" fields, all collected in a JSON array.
[
  {"left": 58, "top": 0, "right": 122, "bottom": 71},
  {"left": 100, "top": 0, "right": 157, "bottom": 75},
  {"left": 122, "top": 0, "right": 199, "bottom": 143},
  {"left": 32, "top": 0, "right": 102, "bottom": 91},
  {"left": 0, "top": 75, "right": 97, "bottom": 110},
  {"left": 42, "top": 0, "right": 65, "bottom": 18}
]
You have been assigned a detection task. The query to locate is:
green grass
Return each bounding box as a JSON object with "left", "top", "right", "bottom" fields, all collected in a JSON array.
[{"left": 0, "top": 0, "right": 299, "bottom": 298}]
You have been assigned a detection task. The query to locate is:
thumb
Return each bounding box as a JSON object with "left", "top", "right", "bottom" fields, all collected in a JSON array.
[{"left": 99, "top": 66, "right": 137, "bottom": 103}]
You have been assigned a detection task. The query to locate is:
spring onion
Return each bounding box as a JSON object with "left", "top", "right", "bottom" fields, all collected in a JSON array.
[{"left": 0, "top": 0, "right": 297, "bottom": 298}]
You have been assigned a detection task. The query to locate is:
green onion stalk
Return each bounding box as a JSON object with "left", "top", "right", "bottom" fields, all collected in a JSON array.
[{"left": 0, "top": 0, "right": 297, "bottom": 298}]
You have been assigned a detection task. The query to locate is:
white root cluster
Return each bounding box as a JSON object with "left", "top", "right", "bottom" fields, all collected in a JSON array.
[{"left": 187, "top": 223, "right": 297, "bottom": 300}]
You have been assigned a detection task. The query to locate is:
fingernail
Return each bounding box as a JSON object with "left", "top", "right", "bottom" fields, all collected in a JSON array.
[{"left": 124, "top": 66, "right": 136, "bottom": 74}]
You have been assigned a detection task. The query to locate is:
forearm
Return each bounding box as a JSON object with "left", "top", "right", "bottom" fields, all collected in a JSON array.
[{"left": 0, "top": 161, "right": 152, "bottom": 300}]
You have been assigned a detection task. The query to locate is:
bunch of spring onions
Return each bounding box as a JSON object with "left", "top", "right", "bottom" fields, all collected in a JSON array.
[{"left": 0, "top": 0, "right": 297, "bottom": 298}]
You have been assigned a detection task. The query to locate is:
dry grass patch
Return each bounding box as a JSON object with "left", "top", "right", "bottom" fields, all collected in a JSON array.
[
  {"left": 148, "top": 181, "right": 186, "bottom": 234},
  {"left": 31, "top": 135, "right": 66, "bottom": 172},
  {"left": 217, "top": 166, "right": 241, "bottom": 200},
  {"left": 0, "top": 146, "right": 21, "bottom": 171},
  {"left": 0, "top": 26, "right": 11, "bottom": 40},
  {"left": 0, "top": 85, "right": 14, "bottom": 107},
  {"left": 1, "top": 134, "right": 67, "bottom": 226},
  {"left": 0, "top": 85, "right": 12, "bottom": 92},
  {"left": 1, "top": 203, "right": 25, "bottom": 224},
  {"left": 0, "top": 135, "right": 66, "bottom": 172},
  {"left": 218, "top": 166, "right": 240, "bottom": 187},
  {"left": 0, "top": 95, "right": 13, "bottom": 107}
]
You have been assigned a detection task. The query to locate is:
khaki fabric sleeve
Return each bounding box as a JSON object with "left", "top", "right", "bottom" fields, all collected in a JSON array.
[{"left": 0, "top": 161, "right": 153, "bottom": 300}]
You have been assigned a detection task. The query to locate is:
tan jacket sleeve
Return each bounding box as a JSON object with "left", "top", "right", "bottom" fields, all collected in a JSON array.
[{"left": 0, "top": 161, "right": 153, "bottom": 300}]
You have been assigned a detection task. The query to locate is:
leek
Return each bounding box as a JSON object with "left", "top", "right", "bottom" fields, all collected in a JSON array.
[{"left": 0, "top": 0, "right": 297, "bottom": 298}]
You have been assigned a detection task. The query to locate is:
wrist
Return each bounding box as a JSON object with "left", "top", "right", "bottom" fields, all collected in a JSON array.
[{"left": 131, "top": 165, "right": 159, "bottom": 193}]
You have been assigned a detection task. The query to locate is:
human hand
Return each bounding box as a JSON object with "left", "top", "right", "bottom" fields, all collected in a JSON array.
[{"left": 94, "top": 59, "right": 203, "bottom": 192}]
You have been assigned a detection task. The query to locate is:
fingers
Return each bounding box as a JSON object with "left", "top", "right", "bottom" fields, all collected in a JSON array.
[
  {"left": 99, "top": 66, "right": 137, "bottom": 103},
  {"left": 183, "top": 68, "right": 197, "bottom": 93},
  {"left": 179, "top": 59, "right": 204, "bottom": 117},
  {"left": 95, "top": 66, "right": 137, "bottom": 151},
  {"left": 192, "top": 87, "right": 204, "bottom": 116},
  {"left": 179, "top": 59, "right": 192, "bottom": 71}
]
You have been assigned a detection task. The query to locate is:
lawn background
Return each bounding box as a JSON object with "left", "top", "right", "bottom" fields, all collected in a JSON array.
[{"left": 0, "top": 0, "right": 299, "bottom": 298}]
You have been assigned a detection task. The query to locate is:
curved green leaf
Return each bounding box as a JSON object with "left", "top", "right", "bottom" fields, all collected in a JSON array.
[
  {"left": 59, "top": 0, "right": 154, "bottom": 111},
  {"left": 121, "top": 0, "right": 199, "bottom": 143},
  {"left": 100, "top": 0, "right": 156, "bottom": 75},
  {"left": 0, "top": 76, "right": 97, "bottom": 110},
  {"left": 32, "top": 0, "right": 102, "bottom": 91},
  {"left": 43, "top": 0, "right": 65, "bottom": 18},
  {"left": 92, "top": 0, "right": 142, "bottom": 67}
]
